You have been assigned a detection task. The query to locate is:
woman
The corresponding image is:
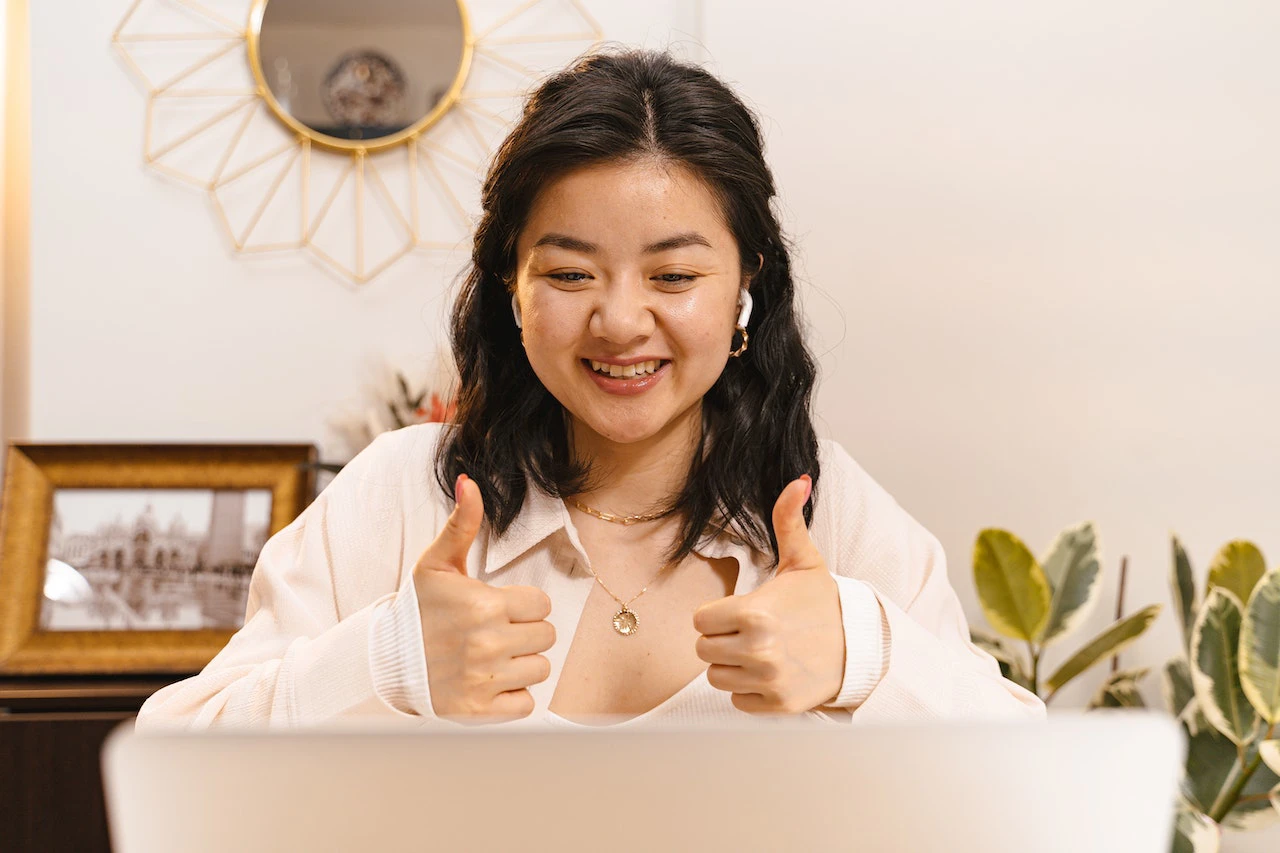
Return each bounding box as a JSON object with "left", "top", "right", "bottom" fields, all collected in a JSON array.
[{"left": 137, "top": 49, "right": 1043, "bottom": 729}]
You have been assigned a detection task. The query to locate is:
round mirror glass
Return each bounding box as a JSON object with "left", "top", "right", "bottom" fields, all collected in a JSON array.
[{"left": 250, "top": 0, "right": 470, "bottom": 150}]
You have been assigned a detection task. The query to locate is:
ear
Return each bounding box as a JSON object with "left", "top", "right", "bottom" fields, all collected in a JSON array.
[{"left": 742, "top": 252, "right": 764, "bottom": 289}]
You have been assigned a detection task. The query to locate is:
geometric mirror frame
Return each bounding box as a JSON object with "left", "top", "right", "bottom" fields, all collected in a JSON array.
[{"left": 112, "top": 0, "right": 604, "bottom": 284}]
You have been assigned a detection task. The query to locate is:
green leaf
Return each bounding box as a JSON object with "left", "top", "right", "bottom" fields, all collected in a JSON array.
[
  {"left": 1262, "top": 741, "right": 1280, "bottom": 775},
  {"left": 1190, "top": 588, "right": 1258, "bottom": 746},
  {"left": 1240, "top": 571, "right": 1280, "bottom": 723},
  {"left": 1044, "top": 604, "right": 1161, "bottom": 695},
  {"left": 1171, "top": 799, "right": 1220, "bottom": 853},
  {"left": 972, "top": 529, "right": 1052, "bottom": 642},
  {"left": 1206, "top": 541, "right": 1266, "bottom": 611},
  {"left": 1164, "top": 657, "right": 1209, "bottom": 736},
  {"left": 1173, "top": 536, "right": 1197, "bottom": 653},
  {"left": 1086, "top": 667, "right": 1149, "bottom": 709},
  {"left": 1037, "top": 522, "right": 1102, "bottom": 644},
  {"left": 1182, "top": 728, "right": 1239, "bottom": 814}
]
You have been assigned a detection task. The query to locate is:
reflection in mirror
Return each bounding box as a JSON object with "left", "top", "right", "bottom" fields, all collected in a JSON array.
[{"left": 254, "top": 0, "right": 467, "bottom": 143}]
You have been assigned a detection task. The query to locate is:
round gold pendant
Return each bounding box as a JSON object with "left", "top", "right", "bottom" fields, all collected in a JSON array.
[{"left": 612, "top": 607, "right": 639, "bottom": 636}]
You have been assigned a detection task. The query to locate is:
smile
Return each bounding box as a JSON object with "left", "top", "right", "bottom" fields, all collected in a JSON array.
[
  {"left": 587, "top": 359, "right": 666, "bottom": 378},
  {"left": 580, "top": 359, "right": 671, "bottom": 396}
]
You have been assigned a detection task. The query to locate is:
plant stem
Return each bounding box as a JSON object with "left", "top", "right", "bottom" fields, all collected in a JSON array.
[
  {"left": 1111, "top": 556, "right": 1129, "bottom": 674},
  {"left": 1209, "top": 723, "right": 1278, "bottom": 823},
  {"left": 1027, "top": 642, "right": 1041, "bottom": 699}
]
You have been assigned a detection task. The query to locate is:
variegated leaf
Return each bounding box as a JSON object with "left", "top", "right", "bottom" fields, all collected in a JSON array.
[
  {"left": 1171, "top": 799, "right": 1220, "bottom": 853},
  {"left": 1261, "top": 740, "right": 1280, "bottom": 775},
  {"left": 1190, "top": 588, "right": 1258, "bottom": 746},
  {"left": 1037, "top": 521, "right": 1102, "bottom": 644},
  {"left": 1239, "top": 570, "right": 1280, "bottom": 723},
  {"left": 1044, "top": 604, "right": 1161, "bottom": 695},
  {"left": 970, "top": 630, "right": 1025, "bottom": 682},
  {"left": 973, "top": 529, "right": 1052, "bottom": 642},
  {"left": 1164, "top": 657, "right": 1210, "bottom": 735},
  {"left": 1086, "top": 666, "right": 1149, "bottom": 709},
  {"left": 1173, "top": 536, "right": 1197, "bottom": 653},
  {"left": 1183, "top": 728, "right": 1237, "bottom": 814},
  {"left": 1206, "top": 541, "right": 1266, "bottom": 611}
]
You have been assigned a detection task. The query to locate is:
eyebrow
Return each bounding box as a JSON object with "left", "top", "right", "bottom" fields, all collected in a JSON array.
[{"left": 530, "top": 231, "right": 714, "bottom": 254}]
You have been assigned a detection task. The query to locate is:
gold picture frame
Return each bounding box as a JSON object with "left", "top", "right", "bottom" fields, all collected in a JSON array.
[{"left": 0, "top": 443, "right": 316, "bottom": 675}]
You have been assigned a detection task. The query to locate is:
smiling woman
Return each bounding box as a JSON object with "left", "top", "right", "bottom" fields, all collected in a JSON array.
[{"left": 136, "top": 48, "right": 1045, "bottom": 731}]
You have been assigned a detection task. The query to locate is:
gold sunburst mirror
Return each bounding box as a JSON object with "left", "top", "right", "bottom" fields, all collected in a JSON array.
[{"left": 112, "top": 0, "right": 603, "bottom": 284}]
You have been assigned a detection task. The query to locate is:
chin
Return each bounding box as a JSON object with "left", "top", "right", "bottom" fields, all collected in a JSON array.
[{"left": 579, "top": 412, "right": 667, "bottom": 445}]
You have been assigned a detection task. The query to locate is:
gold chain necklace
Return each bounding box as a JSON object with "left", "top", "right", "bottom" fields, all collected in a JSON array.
[
  {"left": 569, "top": 497, "right": 665, "bottom": 525},
  {"left": 569, "top": 497, "right": 667, "bottom": 636}
]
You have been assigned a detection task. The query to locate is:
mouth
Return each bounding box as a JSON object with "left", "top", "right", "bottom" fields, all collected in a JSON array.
[
  {"left": 580, "top": 358, "right": 671, "bottom": 396},
  {"left": 584, "top": 358, "right": 669, "bottom": 379}
]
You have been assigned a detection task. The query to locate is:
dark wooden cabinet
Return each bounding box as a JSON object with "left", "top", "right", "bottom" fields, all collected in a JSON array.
[{"left": 0, "top": 678, "right": 177, "bottom": 853}]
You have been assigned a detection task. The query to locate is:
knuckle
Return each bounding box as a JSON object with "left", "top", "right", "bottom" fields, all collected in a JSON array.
[
  {"left": 514, "top": 689, "right": 535, "bottom": 717},
  {"left": 465, "top": 632, "right": 501, "bottom": 662},
  {"left": 743, "top": 608, "right": 776, "bottom": 634},
  {"left": 756, "top": 655, "right": 781, "bottom": 680},
  {"left": 471, "top": 595, "right": 505, "bottom": 624}
]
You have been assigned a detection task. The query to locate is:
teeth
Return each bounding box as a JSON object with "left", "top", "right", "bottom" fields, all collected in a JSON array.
[{"left": 589, "top": 359, "right": 664, "bottom": 378}]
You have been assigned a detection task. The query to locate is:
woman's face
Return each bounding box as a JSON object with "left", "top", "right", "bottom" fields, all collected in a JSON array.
[{"left": 513, "top": 159, "right": 749, "bottom": 447}]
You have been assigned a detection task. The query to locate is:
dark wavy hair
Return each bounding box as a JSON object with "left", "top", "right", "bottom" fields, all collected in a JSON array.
[{"left": 436, "top": 47, "right": 820, "bottom": 567}]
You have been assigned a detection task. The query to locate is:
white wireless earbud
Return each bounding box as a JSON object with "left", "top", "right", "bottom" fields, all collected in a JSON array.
[
  {"left": 511, "top": 293, "right": 523, "bottom": 330},
  {"left": 736, "top": 290, "right": 753, "bottom": 328}
]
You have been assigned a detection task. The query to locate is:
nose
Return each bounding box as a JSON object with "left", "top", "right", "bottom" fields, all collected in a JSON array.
[{"left": 588, "top": 277, "right": 655, "bottom": 345}]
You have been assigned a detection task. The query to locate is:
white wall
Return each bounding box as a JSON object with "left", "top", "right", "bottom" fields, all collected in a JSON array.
[
  {"left": 28, "top": 1, "right": 702, "bottom": 456},
  {"left": 705, "top": 1, "right": 1279, "bottom": 848}
]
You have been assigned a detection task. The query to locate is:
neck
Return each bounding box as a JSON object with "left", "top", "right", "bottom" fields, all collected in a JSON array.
[{"left": 569, "top": 403, "right": 701, "bottom": 516}]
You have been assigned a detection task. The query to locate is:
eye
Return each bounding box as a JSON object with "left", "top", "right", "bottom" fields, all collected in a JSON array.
[
  {"left": 654, "top": 273, "right": 697, "bottom": 285},
  {"left": 548, "top": 272, "right": 592, "bottom": 283}
]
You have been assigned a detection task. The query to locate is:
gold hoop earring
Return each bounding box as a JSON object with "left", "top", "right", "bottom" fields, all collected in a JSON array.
[{"left": 729, "top": 325, "right": 749, "bottom": 358}]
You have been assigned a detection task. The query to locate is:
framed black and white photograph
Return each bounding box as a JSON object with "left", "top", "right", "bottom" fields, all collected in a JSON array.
[
  {"left": 0, "top": 444, "right": 316, "bottom": 675},
  {"left": 43, "top": 488, "right": 274, "bottom": 632}
]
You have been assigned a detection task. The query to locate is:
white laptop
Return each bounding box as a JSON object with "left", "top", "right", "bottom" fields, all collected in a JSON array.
[{"left": 103, "top": 713, "right": 1183, "bottom": 853}]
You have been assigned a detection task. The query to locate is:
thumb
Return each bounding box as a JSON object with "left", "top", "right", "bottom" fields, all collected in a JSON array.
[
  {"left": 772, "top": 474, "right": 820, "bottom": 573},
  {"left": 415, "top": 473, "right": 485, "bottom": 575}
]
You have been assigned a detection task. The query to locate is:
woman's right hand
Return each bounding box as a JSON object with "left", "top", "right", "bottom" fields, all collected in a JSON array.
[{"left": 412, "top": 473, "right": 555, "bottom": 723}]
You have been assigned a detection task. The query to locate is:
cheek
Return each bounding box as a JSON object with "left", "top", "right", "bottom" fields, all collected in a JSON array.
[
  {"left": 521, "top": 293, "right": 586, "bottom": 362},
  {"left": 666, "top": 293, "right": 737, "bottom": 357}
]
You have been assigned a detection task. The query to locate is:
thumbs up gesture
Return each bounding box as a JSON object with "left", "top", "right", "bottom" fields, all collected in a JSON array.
[
  {"left": 692, "top": 475, "right": 845, "bottom": 714},
  {"left": 412, "top": 474, "right": 556, "bottom": 723}
]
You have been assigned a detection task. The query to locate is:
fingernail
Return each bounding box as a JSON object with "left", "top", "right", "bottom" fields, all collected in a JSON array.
[
  {"left": 800, "top": 474, "right": 812, "bottom": 503},
  {"left": 454, "top": 473, "right": 467, "bottom": 500}
]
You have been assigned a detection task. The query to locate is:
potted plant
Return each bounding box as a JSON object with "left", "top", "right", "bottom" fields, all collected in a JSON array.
[
  {"left": 1163, "top": 538, "right": 1280, "bottom": 852},
  {"left": 969, "top": 522, "right": 1161, "bottom": 706}
]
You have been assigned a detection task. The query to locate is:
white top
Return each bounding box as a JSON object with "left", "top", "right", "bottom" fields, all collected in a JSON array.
[{"left": 136, "top": 423, "right": 1044, "bottom": 729}]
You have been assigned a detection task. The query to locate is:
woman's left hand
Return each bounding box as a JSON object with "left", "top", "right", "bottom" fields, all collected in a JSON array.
[{"left": 693, "top": 475, "right": 845, "bottom": 714}]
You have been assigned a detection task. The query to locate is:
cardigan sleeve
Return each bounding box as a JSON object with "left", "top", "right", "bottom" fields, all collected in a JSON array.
[
  {"left": 134, "top": 429, "right": 444, "bottom": 730},
  {"left": 813, "top": 441, "right": 1046, "bottom": 721}
]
